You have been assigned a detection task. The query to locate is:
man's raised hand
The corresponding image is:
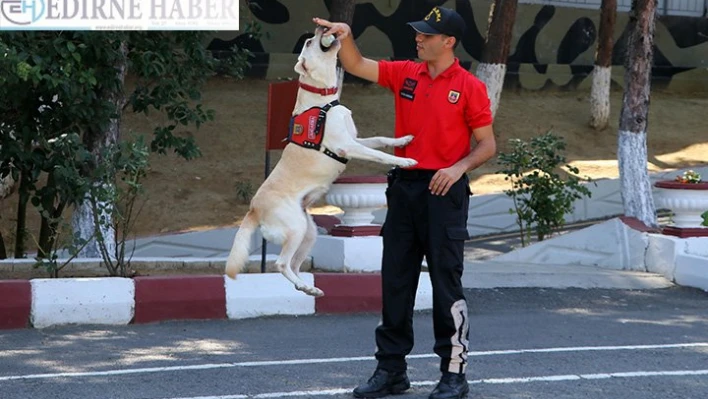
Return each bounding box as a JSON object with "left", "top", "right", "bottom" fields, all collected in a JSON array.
[{"left": 312, "top": 17, "right": 352, "bottom": 41}]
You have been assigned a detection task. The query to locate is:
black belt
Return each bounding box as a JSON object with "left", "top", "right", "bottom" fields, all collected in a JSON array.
[{"left": 396, "top": 168, "right": 438, "bottom": 180}]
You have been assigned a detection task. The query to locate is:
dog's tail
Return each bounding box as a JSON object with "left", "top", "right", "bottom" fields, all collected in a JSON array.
[{"left": 225, "top": 210, "right": 259, "bottom": 279}]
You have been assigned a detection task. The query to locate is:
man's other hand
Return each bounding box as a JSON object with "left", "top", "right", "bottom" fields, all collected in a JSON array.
[{"left": 429, "top": 165, "right": 466, "bottom": 196}]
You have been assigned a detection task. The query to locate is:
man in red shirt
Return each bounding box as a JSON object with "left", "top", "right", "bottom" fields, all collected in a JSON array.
[{"left": 315, "top": 6, "right": 496, "bottom": 399}]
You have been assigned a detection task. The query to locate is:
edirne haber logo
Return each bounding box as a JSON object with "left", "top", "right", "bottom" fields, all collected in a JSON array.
[{"left": 0, "top": 0, "right": 239, "bottom": 30}]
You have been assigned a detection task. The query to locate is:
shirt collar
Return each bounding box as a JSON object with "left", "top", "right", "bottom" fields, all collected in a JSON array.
[{"left": 418, "top": 58, "right": 462, "bottom": 79}]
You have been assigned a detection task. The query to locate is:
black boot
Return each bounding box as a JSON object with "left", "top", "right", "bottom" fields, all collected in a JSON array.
[
  {"left": 353, "top": 368, "right": 411, "bottom": 398},
  {"left": 429, "top": 371, "right": 469, "bottom": 399}
]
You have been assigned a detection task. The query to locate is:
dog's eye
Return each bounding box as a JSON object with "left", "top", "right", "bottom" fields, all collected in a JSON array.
[{"left": 305, "top": 39, "right": 312, "bottom": 48}]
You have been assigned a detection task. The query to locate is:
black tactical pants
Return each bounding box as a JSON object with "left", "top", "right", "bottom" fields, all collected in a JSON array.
[{"left": 375, "top": 167, "right": 471, "bottom": 375}]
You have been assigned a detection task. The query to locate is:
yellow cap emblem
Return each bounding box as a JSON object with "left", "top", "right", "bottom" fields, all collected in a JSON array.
[{"left": 424, "top": 7, "right": 442, "bottom": 22}]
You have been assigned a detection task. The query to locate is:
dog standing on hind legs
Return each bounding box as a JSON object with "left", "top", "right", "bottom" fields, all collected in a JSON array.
[{"left": 224, "top": 26, "right": 418, "bottom": 297}]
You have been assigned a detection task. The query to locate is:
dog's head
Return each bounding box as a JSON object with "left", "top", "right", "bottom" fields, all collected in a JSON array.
[{"left": 294, "top": 26, "right": 341, "bottom": 88}]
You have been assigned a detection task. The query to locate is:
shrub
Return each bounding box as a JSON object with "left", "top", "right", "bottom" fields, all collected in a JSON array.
[{"left": 497, "top": 131, "right": 595, "bottom": 246}]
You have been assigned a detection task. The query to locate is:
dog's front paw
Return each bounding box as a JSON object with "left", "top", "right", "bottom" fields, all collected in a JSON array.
[
  {"left": 396, "top": 158, "right": 418, "bottom": 168},
  {"left": 395, "top": 135, "right": 415, "bottom": 147}
]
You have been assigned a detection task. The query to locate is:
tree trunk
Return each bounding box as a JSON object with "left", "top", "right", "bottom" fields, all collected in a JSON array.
[
  {"left": 72, "top": 187, "right": 116, "bottom": 258},
  {"left": 37, "top": 172, "right": 66, "bottom": 259},
  {"left": 329, "top": 0, "right": 355, "bottom": 25},
  {"left": 618, "top": 0, "right": 657, "bottom": 228},
  {"left": 590, "top": 0, "right": 617, "bottom": 130},
  {"left": 0, "top": 232, "right": 6, "bottom": 259},
  {"left": 0, "top": 174, "right": 15, "bottom": 198},
  {"left": 37, "top": 172, "right": 56, "bottom": 259},
  {"left": 329, "top": 0, "right": 355, "bottom": 95},
  {"left": 476, "top": 0, "right": 518, "bottom": 117},
  {"left": 13, "top": 172, "right": 30, "bottom": 258},
  {"left": 72, "top": 40, "right": 128, "bottom": 258},
  {"left": 0, "top": 173, "right": 12, "bottom": 259}
]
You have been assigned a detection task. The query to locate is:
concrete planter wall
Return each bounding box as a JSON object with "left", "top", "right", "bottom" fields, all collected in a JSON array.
[{"left": 489, "top": 216, "right": 708, "bottom": 293}]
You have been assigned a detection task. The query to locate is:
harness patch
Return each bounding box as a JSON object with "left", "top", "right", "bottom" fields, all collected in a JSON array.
[
  {"left": 287, "top": 100, "right": 348, "bottom": 164},
  {"left": 290, "top": 108, "right": 322, "bottom": 144}
]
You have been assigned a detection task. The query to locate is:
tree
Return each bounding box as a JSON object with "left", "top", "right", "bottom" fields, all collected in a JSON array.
[
  {"left": 617, "top": 0, "right": 658, "bottom": 227},
  {"left": 476, "top": 0, "right": 518, "bottom": 117},
  {"left": 0, "top": 32, "right": 252, "bottom": 267},
  {"left": 589, "top": 0, "right": 617, "bottom": 130},
  {"left": 0, "top": 34, "right": 95, "bottom": 259}
]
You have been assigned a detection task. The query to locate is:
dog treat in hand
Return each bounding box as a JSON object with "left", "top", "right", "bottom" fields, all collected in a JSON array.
[{"left": 321, "top": 34, "right": 336, "bottom": 48}]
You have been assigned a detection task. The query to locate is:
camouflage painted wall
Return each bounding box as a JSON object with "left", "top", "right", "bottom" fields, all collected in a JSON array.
[{"left": 209, "top": 0, "right": 708, "bottom": 92}]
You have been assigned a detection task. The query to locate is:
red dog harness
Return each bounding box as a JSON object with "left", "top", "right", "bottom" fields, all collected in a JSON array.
[{"left": 287, "top": 100, "right": 348, "bottom": 164}]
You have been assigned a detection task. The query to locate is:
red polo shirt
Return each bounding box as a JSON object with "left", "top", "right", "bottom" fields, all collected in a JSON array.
[{"left": 377, "top": 58, "right": 493, "bottom": 170}]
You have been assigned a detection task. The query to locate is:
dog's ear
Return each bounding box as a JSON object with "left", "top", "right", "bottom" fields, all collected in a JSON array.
[{"left": 294, "top": 57, "right": 307, "bottom": 76}]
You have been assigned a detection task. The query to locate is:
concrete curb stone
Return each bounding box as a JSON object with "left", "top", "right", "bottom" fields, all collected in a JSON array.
[{"left": 0, "top": 272, "right": 434, "bottom": 330}]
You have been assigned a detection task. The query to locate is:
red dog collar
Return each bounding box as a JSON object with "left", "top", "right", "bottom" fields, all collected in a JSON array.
[{"left": 299, "top": 82, "right": 338, "bottom": 96}]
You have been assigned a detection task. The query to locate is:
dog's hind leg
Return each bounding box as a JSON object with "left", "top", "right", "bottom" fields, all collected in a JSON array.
[
  {"left": 278, "top": 232, "right": 324, "bottom": 297},
  {"left": 290, "top": 213, "right": 318, "bottom": 278},
  {"left": 269, "top": 208, "right": 324, "bottom": 297}
]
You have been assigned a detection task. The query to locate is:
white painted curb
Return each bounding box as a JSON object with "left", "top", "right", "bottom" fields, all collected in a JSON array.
[
  {"left": 685, "top": 237, "right": 708, "bottom": 258},
  {"left": 674, "top": 254, "right": 708, "bottom": 291},
  {"left": 30, "top": 278, "right": 135, "bottom": 328},
  {"left": 311, "top": 235, "right": 383, "bottom": 272},
  {"left": 648, "top": 236, "right": 708, "bottom": 292},
  {"left": 646, "top": 234, "right": 681, "bottom": 281},
  {"left": 224, "top": 273, "right": 316, "bottom": 319}
]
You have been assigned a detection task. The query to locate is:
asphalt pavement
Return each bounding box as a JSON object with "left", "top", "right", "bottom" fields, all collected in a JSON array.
[{"left": 1, "top": 286, "right": 707, "bottom": 399}]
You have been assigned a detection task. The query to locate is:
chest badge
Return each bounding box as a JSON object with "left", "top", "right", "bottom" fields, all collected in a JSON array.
[
  {"left": 400, "top": 78, "right": 418, "bottom": 101},
  {"left": 448, "top": 90, "right": 460, "bottom": 104},
  {"left": 403, "top": 78, "right": 418, "bottom": 91}
]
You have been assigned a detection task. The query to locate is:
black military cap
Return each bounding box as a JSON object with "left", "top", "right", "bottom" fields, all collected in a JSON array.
[{"left": 407, "top": 6, "right": 466, "bottom": 40}]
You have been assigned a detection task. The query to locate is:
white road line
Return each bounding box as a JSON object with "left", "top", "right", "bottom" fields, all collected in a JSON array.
[
  {"left": 164, "top": 369, "right": 708, "bottom": 399},
  {"left": 1, "top": 342, "right": 706, "bottom": 382}
]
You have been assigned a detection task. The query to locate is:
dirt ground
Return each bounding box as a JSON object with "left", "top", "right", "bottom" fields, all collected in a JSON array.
[{"left": 1, "top": 77, "right": 707, "bottom": 253}]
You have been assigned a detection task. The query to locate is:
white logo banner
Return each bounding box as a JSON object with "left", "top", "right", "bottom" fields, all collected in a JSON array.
[{"left": 0, "top": 0, "right": 240, "bottom": 30}]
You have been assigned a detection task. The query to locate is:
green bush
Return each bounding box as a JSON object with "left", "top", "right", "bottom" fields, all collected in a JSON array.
[{"left": 497, "top": 131, "right": 595, "bottom": 246}]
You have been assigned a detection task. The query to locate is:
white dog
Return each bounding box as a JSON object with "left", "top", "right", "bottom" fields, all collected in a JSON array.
[{"left": 224, "top": 26, "right": 417, "bottom": 297}]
